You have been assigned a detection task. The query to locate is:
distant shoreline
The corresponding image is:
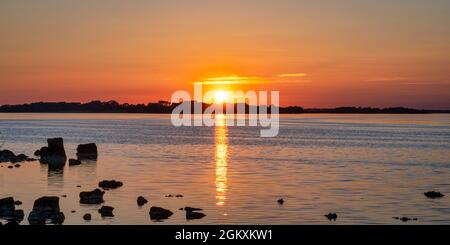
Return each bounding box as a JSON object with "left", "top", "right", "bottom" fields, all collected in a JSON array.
[{"left": 1, "top": 100, "right": 449, "bottom": 114}]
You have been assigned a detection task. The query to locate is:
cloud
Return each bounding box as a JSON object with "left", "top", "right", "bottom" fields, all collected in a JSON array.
[{"left": 279, "top": 73, "right": 307, "bottom": 77}]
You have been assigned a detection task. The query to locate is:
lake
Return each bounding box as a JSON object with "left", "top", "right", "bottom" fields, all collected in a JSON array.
[{"left": 1, "top": 113, "right": 450, "bottom": 224}]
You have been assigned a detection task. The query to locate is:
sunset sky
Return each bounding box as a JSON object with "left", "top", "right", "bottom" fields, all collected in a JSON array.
[{"left": 1, "top": 0, "right": 449, "bottom": 109}]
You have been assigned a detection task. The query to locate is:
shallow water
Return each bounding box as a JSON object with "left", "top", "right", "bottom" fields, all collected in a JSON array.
[{"left": 0, "top": 113, "right": 449, "bottom": 224}]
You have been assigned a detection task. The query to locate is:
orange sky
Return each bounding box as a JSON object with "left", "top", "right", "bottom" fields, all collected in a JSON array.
[{"left": 0, "top": 0, "right": 449, "bottom": 109}]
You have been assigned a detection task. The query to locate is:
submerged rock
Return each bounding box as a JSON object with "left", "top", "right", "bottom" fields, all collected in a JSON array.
[
  {"left": 98, "top": 206, "right": 114, "bottom": 217},
  {"left": 83, "top": 213, "right": 92, "bottom": 221},
  {"left": 149, "top": 206, "right": 173, "bottom": 220},
  {"left": 277, "top": 198, "right": 284, "bottom": 205},
  {"left": 325, "top": 213, "right": 338, "bottom": 221},
  {"left": 68, "top": 159, "right": 82, "bottom": 166},
  {"left": 27, "top": 196, "right": 65, "bottom": 225},
  {"left": 98, "top": 180, "right": 123, "bottom": 189},
  {"left": 76, "top": 143, "right": 98, "bottom": 160},
  {"left": 424, "top": 191, "right": 445, "bottom": 199},
  {"left": 79, "top": 189, "right": 105, "bottom": 204},
  {"left": 137, "top": 196, "right": 148, "bottom": 206}
]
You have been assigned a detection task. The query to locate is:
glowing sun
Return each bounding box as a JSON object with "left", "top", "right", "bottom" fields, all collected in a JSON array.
[{"left": 214, "top": 90, "right": 229, "bottom": 103}]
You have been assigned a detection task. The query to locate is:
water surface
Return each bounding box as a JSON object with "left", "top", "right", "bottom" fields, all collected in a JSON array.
[{"left": 1, "top": 113, "right": 449, "bottom": 224}]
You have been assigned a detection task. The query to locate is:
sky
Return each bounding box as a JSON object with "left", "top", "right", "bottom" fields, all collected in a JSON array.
[{"left": 0, "top": 0, "right": 449, "bottom": 109}]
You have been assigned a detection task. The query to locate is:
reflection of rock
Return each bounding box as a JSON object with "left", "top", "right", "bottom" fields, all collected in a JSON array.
[
  {"left": 0, "top": 197, "right": 24, "bottom": 223},
  {"left": 28, "top": 196, "right": 65, "bottom": 225},
  {"left": 98, "top": 206, "right": 114, "bottom": 217},
  {"left": 38, "top": 138, "right": 67, "bottom": 168},
  {"left": 83, "top": 213, "right": 91, "bottom": 221},
  {"left": 424, "top": 191, "right": 445, "bottom": 199},
  {"left": 98, "top": 180, "right": 123, "bottom": 189},
  {"left": 324, "top": 213, "right": 338, "bottom": 221},
  {"left": 79, "top": 189, "right": 105, "bottom": 204},
  {"left": 68, "top": 159, "right": 82, "bottom": 166},
  {"left": 76, "top": 143, "right": 98, "bottom": 160},
  {"left": 137, "top": 196, "right": 148, "bottom": 206},
  {"left": 149, "top": 207, "right": 173, "bottom": 220}
]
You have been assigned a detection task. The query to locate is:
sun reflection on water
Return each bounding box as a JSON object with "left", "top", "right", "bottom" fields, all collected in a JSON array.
[{"left": 215, "top": 114, "right": 228, "bottom": 206}]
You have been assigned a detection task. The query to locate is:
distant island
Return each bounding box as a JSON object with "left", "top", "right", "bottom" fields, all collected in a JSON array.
[{"left": 0, "top": 100, "right": 449, "bottom": 114}]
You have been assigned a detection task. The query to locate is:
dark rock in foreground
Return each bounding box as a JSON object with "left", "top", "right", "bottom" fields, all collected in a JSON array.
[
  {"left": 99, "top": 180, "right": 123, "bottom": 189},
  {"left": 149, "top": 206, "right": 173, "bottom": 220},
  {"left": 68, "top": 159, "right": 82, "bottom": 166},
  {"left": 76, "top": 143, "right": 98, "bottom": 160},
  {"left": 0, "top": 197, "right": 24, "bottom": 223},
  {"left": 79, "top": 189, "right": 105, "bottom": 204},
  {"left": 424, "top": 191, "right": 445, "bottom": 199},
  {"left": 325, "top": 213, "right": 338, "bottom": 221},
  {"left": 98, "top": 206, "right": 114, "bottom": 217},
  {"left": 277, "top": 198, "right": 284, "bottom": 205},
  {"left": 83, "top": 213, "right": 92, "bottom": 221},
  {"left": 28, "top": 196, "right": 65, "bottom": 225},
  {"left": 137, "top": 196, "right": 148, "bottom": 206},
  {"left": 4, "top": 220, "right": 19, "bottom": 226}
]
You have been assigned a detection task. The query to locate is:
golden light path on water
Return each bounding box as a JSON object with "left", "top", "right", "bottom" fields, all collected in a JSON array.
[{"left": 214, "top": 114, "right": 228, "bottom": 206}]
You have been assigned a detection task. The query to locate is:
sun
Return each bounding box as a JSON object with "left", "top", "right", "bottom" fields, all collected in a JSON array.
[{"left": 214, "top": 90, "right": 229, "bottom": 103}]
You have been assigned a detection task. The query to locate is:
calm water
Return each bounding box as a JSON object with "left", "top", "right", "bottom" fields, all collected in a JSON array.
[{"left": 1, "top": 113, "right": 450, "bottom": 225}]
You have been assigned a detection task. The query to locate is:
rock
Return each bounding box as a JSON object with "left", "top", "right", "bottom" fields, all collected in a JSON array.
[
  {"left": 76, "top": 143, "right": 98, "bottom": 160},
  {"left": 13, "top": 210, "right": 24, "bottom": 222},
  {"left": 71, "top": 210, "right": 76, "bottom": 213},
  {"left": 79, "top": 189, "right": 105, "bottom": 204},
  {"left": 0, "top": 150, "right": 30, "bottom": 164},
  {"left": 14, "top": 200, "right": 22, "bottom": 206},
  {"left": 137, "top": 196, "right": 148, "bottom": 206},
  {"left": 27, "top": 196, "right": 65, "bottom": 225},
  {"left": 149, "top": 206, "right": 173, "bottom": 220},
  {"left": 176, "top": 194, "right": 183, "bottom": 198},
  {"left": 34, "top": 149, "right": 41, "bottom": 156},
  {"left": 37, "top": 138, "right": 67, "bottom": 168},
  {"left": 393, "top": 216, "right": 418, "bottom": 222},
  {"left": 277, "top": 198, "right": 284, "bottom": 205},
  {"left": 0, "top": 197, "right": 16, "bottom": 219},
  {"left": 98, "top": 206, "right": 114, "bottom": 217},
  {"left": 98, "top": 180, "right": 123, "bottom": 189},
  {"left": 61, "top": 195, "right": 67, "bottom": 198},
  {"left": 185, "top": 207, "right": 206, "bottom": 220},
  {"left": 424, "top": 191, "right": 444, "bottom": 199},
  {"left": 7, "top": 165, "right": 13, "bottom": 169},
  {"left": 4, "top": 220, "right": 19, "bottom": 226},
  {"left": 77, "top": 185, "right": 82, "bottom": 188},
  {"left": 165, "top": 194, "right": 173, "bottom": 197},
  {"left": 83, "top": 213, "right": 92, "bottom": 221},
  {"left": 325, "top": 213, "right": 338, "bottom": 221},
  {"left": 14, "top": 164, "right": 20, "bottom": 168},
  {"left": 68, "top": 159, "right": 82, "bottom": 166},
  {"left": 184, "top": 207, "right": 203, "bottom": 212}
]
